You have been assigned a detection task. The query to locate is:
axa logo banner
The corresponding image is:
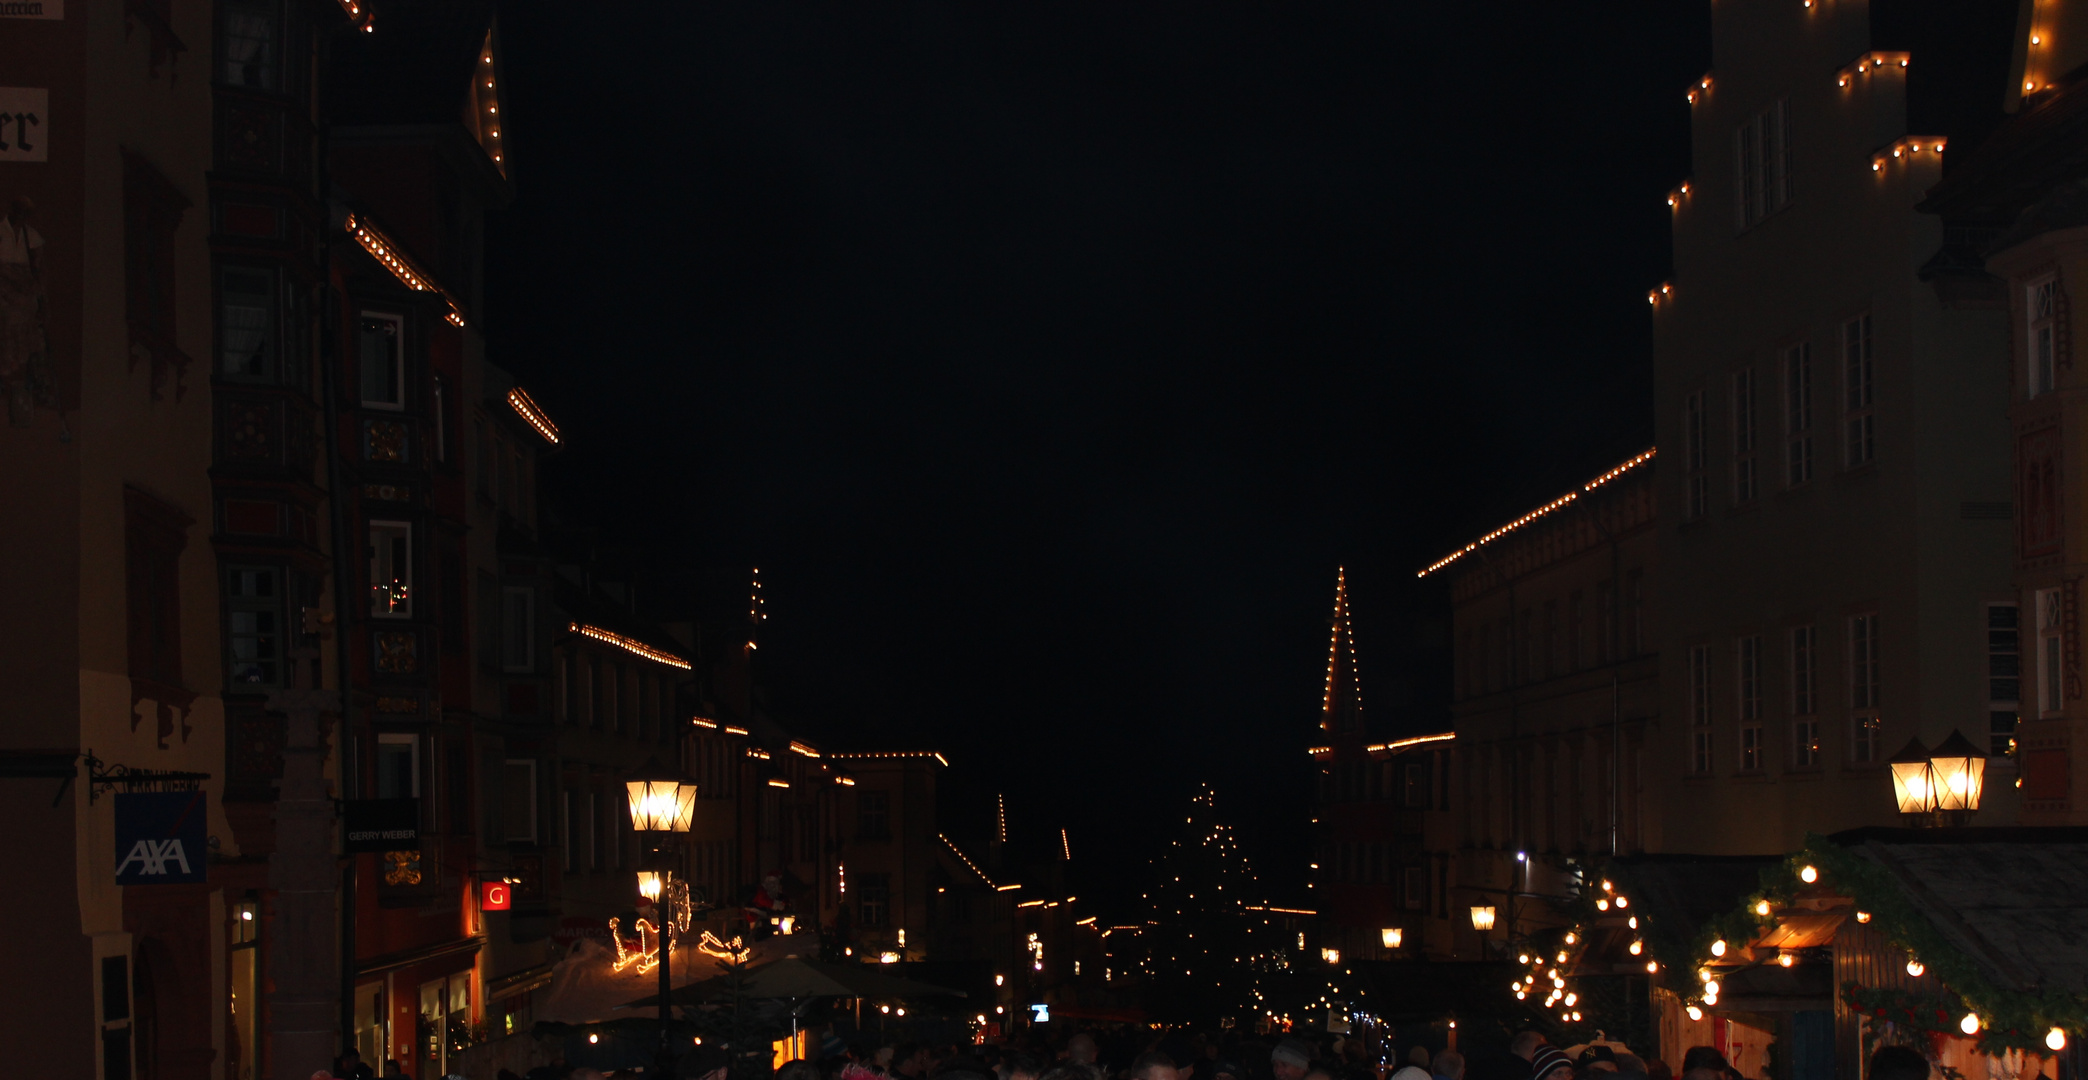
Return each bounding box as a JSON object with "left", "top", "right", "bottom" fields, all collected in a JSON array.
[{"left": 114, "top": 791, "right": 208, "bottom": 885}]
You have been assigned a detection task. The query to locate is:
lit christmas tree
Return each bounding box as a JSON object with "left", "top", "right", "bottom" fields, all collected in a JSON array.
[{"left": 1139, "top": 784, "right": 1303, "bottom": 1024}]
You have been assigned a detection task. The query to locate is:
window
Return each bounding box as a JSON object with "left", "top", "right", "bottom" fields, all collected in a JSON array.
[
  {"left": 375, "top": 734, "right": 418, "bottom": 798},
  {"left": 1843, "top": 314, "right": 1874, "bottom": 466},
  {"left": 1685, "top": 390, "right": 1708, "bottom": 520},
  {"left": 2029, "top": 277, "right": 2058, "bottom": 397},
  {"left": 125, "top": 487, "right": 190, "bottom": 688},
  {"left": 1988, "top": 602, "right": 2021, "bottom": 756},
  {"left": 1541, "top": 601, "right": 1558, "bottom": 680},
  {"left": 1690, "top": 644, "right": 1713, "bottom": 774},
  {"left": 1596, "top": 581, "right": 1616, "bottom": 665},
  {"left": 219, "top": 266, "right": 277, "bottom": 382},
  {"left": 2039, "top": 588, "right": 2063, "bottom": 717},
  {"left": 219, "top": 0, "right": 278, "bottom": 90},
  {"left": 1627, "top": 569, "right": 1646, "bottom": 656},
  {"left": 585, "top": 658, "right": 599, "bottom": 727},
  {"left": 606, "top": 664, "right": 622, "bottom": 733},
  {"left": 432, "top": 374, "right": 447, "bottom": 463},
  {"left": 125, "top": 153, "right": 187, "bottom": 371},
  {"left": 1569, "top": 591, "right": 1585, "bottom": 671},
  {"left": 1521, "top": 608, "right": 1536, "bottom": 685},
  {"left": 503, "top": 760, "right": 536, "bottom": 842},
  {"left": 367, "top": 521, "right": 411, "bottom": 617},
  {"left": 501, "top": 586, "right": 534, "bottom": 672},
  {"left": 858, "top": 872, "right": 891, "bottom": 927},
  {"left": 562, "top": 790, "right": 579, "bottom": 872},
  {"left": 1735, "top": 99, "right": 1793, "bottom": 229},
  {"left": 1398, "top": 760, "right": 1427, "bottom": 807},
  {"left": 1849, "top": 613, "right": 1880, "bottom": 763},
  {"left": 1791, "top": 625, "right": 1819, "bottom": 767},
  {"left": 857, "top": 790, "right": 890, "bottom": 838},
  {"left": 1732, "top": 368, "right": 1757, "bottom": 502},
  {"left": 1784, "top": 344, "right": 1813, "bottom": 485},
  {"left": 225, "top": 566, "right": 283, "bottom": 687},
  {"left": 1403, "top": 866, "right": 1424, "bottom": 910},
  {"left": 1737, "top": 635, "right": 1762, "bottom": 771},
  {"left": 357, "top": 312, "right": 404, "bottom": 409},
  {"left": 587, "top": 792, "right": 603, "bottom": 871},
  {"left": 474, "top": 418, "right": 491, "bottom": 496},
  {"left": 559, "top": 654, "right": 575, "bottom": 724}
]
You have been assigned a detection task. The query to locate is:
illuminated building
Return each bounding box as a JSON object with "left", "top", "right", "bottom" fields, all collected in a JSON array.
[
  {"left": 1425, "top": 451, "right": 1658, "bottom": 963},
  {"left": 1306, "top": 569, "right": 1453, "bottom": 964},
  {"left": 1647, "top": 0, "right": 2024, "bottom": 859}
]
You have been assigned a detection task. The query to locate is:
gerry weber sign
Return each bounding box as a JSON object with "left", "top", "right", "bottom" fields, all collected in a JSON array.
[
  {"left": 0, "top": 1, "right": 63, "bottom": 18},
  {"left": 114, "top": 791, "right": 208, "bottom": 885},
  {"left": 0, "top": 89, "right": 47, "bottom": 163}
]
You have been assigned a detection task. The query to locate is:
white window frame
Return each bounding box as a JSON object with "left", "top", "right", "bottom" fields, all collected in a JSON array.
[
  {"left": 1689, "top": 644, "right": 1713, "bottom": 774},
  {"left": 1783, "top": 343, "right": 1813, "bottom": 486},
  {"left": 376, "top": 733, "right": 419, "bottom": 798},
  {"left": 1791, "top": 624, "right": 1819, "bottom": 768},
  {"left": 1843, "top": 314, "right": 1875, "bottom": 466},
  {"left": 1988, "top": 601, "right": 2021, "bottom": 757},
  {"left": 1735, "top": 99, "right": 1793, "bottom": 229},
  {"left": 1732, "top": 368, "right": 1757, "bottom": 503},
  {"left": 1849, "top": 613, "right": 1881, "bottom": 763},
  {"left": 501, "top": 586, "right": 535, "bottom": 673},
  {"left": 2030, "top": 277, "right": 2057, "bottom": 397},
  {"left": 368, "top": 520, "right": 412, "bottom": 618},
  {"left": 357, "top": 310, "right": 406, "bottom": 410}
]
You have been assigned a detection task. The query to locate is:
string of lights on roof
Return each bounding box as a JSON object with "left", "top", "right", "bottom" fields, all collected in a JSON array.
[
  {"left": 1321, "top": 567, "right": 1361, "bottom": 726},
  {"left": 473, "top": 35, "right": 505, "bottom": 173},
  {"left": 1416, "top": 449, "right": 1657, "bottom": 578},
  {"left": 940, "top": 834, "right": 997, "bottom": 888},
  {"left": 789, "top": 741, "right": 820, "bottom": 758},
  {"left": 1872, "top": 136, "right": 1948, "bottom": 173},
  {"left": 829, "top": 750, "right": 952, "bottom": 767},
  {"left": 506, "top": 387, "right": 559, "bottom": 445},
  {"left": 1838, "top": 51, "right": 1909, "bottom": 87},
  {"left": 1648, "top": 282, "right": 1672, "bottom": 306},
  {"left": 566, "top": 621, "right": 692, "bottom": 669},
  {"left": 334, "top": 0, "right": 372, "bottom": 31},
  {"left": 1365, "top": 731, "right": 1456, "bottom": 754},
  {"left": 344, "top": 213, "right": 466, "bottom": 327},
  {"left": 1686, "top": 73, "right": 1713, "bottom": 105}
]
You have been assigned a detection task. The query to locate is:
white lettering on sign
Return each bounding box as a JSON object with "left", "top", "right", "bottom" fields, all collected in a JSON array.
[
  {"left": 0, "top": 1, "right": 63, "bottom": 19},
  {"left": 0, "top": 89, "right": 47, "bottom": 162},
  {"left": 116, "top": 838, "right": 192, "bottom": 876}
]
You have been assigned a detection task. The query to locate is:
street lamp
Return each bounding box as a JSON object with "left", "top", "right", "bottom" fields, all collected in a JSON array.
[
  {"left": 625, "top": 759, "right": 698, "bottom": 1078},
  {"left": 1469, "top": 906, "right": 1496, "bottom": 931},
  {"left": 1929, "top": 730, "right": 1987, "bottom": 820},
  {"left": 1889, "top": 731, "right": 1987, "bottom": 826},
  {"left": 1889, "top": 737, "right": 1935, "bottom": 818}
]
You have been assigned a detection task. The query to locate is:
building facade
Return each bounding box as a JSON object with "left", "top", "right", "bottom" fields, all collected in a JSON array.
[
  {"left": 1648, "top": 0, "right": 2024, "bottom": 854},
  {"left": 1422, "top": 451, "right": 1659, "bottom": 961}
]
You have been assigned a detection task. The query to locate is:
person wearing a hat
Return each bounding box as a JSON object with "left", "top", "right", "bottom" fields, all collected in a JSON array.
[
  {"left": 1528, "top": 1047, "right": 1574, "bottom": 1080},
  {"left": 1271, "top": 1040, "right": 1313, "bottom": 1080}
]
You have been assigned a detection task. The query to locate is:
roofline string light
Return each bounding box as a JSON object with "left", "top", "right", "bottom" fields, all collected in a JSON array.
[
  {"left": 1871, "top": 136, "right": 1949, "bottom": 174},
  {"left": 344, "top": 213, "right": 466, "bottom": 326},
  {"left": 1687, "top": 72, "right": 1712, "bottom": 105},
  {"left": 1416, "top": 448, "right": 1657, "bottom": 577},
  {"left": 829, "top": 750, "right": 951, "bottom": 767},
  {"left": 567, "top": 621, "right": 693, "bottom": 669},
  {"left": 507, "top": 387, "right": 560, "bottom": 445},
  {"left": 1837, "top": 51, "right": 1909, "bottom": 88},
  {"left": 940, "top": 834, "right": 998, "bottom": 888}
]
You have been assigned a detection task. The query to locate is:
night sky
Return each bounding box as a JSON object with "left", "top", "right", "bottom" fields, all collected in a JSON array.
[{"left": 484, "top": 2, "right": 1709, "bottom": 918}]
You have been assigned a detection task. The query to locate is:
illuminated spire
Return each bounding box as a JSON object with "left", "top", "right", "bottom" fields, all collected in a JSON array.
[
  {"left": 745, "top": 567, "right": 765, "bottom": 655},
  {"left": 1322, "top": 567, "right": 1362, "bottom": 733}
]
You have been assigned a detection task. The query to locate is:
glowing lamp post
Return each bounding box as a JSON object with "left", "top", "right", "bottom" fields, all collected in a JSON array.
[
  {"left": 626, "top": 760, "right": 698, "bottom": 1078},
  {"left": 1929, "top": 730, "right": 1987, "bottom": 822},
  {"left": 1889, "top": 738, "right": 1935, "bottom": 819},
  {"left": 1470, "top": 905, "right": 1497, "bottom": 956},
  {"left": 1889, "top": 731, "right": 1987, "bottom": 826}
]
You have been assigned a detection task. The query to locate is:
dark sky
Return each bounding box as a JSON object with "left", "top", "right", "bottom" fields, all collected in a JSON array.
[{"left": 484, "top": 1, "right": 1709, "bottom": 918}]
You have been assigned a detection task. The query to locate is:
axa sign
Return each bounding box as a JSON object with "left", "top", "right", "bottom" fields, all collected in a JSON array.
[{"left": 114, "top": 791, "right": 208, "bottom": 885}]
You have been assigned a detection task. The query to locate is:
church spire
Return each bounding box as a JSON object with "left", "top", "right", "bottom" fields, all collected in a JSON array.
[{"left": 1322, "top": 567, "right": 1362, "bottom": 733}]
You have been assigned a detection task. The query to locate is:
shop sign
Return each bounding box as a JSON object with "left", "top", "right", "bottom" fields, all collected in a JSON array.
[
  {"left": 114, "top": 791, "right": 207, "bottom": 885},
  {"left": 0, "top": 89, "right": 46, "bottom": 162},
  {"left": 343, "top": 798, "right": 419, "bottom": 853},
  {"left": 552, "top": 916, "right": 610, "bottom": 946},
  {"left": 481, "top": 880, "right": 512, "bottom": 911},
  {"left": 0, "top": 3, "right": 63, "bottom": 19}
]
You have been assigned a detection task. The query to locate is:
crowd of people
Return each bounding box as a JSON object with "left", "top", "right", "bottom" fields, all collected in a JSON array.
[{"left": 327, "top": 1020, "right": 1945, "bottom": 1080}]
